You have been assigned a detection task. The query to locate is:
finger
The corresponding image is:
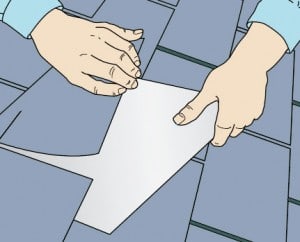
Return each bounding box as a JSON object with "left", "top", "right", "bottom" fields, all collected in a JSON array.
[
  {"left": 71, "top": 73, "right": 126, "bottom": 96},
  {"left": 245, "top": 118, "right": 255, "bottom": 127},
  {"left": 94, "top": 28, "right": 140, "bottom": 65},
  {"left": 108, "top": 38, "right": 140, "bottom": 66},
  {"left": 95, "top": 22, "right": 143, "bottom": 41},
  {"left": 84, "top": 55, "right": 138, "bottom": 89},
  {"left": 211, "top": 103, "right": 233, "bottom": 146},
  {"left": 254, "top": 109, "right": 264, "bottom": 120},
  {"left": 230, "top": 126, "right": 244, "bottom": 137},
  {"left": 211, "top": 124, "right": 233, "bottom": 146},
  {"left": 173, "top": 91, "right": 217, "bottom": 125},
  {"left": 92, "top": 42, "right": 141, "bottom": 79}
]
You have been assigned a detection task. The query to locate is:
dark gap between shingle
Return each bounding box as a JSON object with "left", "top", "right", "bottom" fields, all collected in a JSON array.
[
  {"left": 293, "top": 100, "right": 300, "bottom": 107},
  {"left": 156, "top": 45, "right": 217, "bottom": 69},
  {"left": 289, "top": 197, "right": 300, "bottom": 206},
  {"left": 189, "top": 220, "right": 252, "bottom": 242}
]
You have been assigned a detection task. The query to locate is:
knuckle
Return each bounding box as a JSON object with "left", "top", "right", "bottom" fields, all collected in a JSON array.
[
  {"left": 216, "top": 121, "right": 232, "bottom": 130},
  {"left": 186, "top": 104, "right": 194, "bottom": 111},
  {"left": 125, "top": 80, "right": 132, "bottom": 87},
  {"left": 128, "top": 43, "right": 134, "bottom": 51},
  {"left": 109, "top": 65, "right": 117, "bottom": 78},
  {"left": 93, "top": 86, "right": 99, "bottom": 95},
  {"left": 119, "top": 51, "right": 127, "bottom": 61}
]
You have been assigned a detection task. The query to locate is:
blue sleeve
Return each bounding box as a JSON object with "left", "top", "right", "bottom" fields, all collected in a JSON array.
[
  {"left": 248, "top": 0, "right": 300, "bottom": 52},
  {"left": 0, "top": 0, "right": 10, "bottom": 19},
  {"left": 0, "top": 0, "right": 62, "bottom": 38}
]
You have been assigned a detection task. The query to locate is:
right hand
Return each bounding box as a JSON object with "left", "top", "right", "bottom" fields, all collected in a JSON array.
[
  {"left": 173, "top": 60, "right": 267, "bottom": 147},
  {"left": 173, "top": 23, "right": 288, "bottom": 147},
  {"left": 32, "top": 9, "right": 143, "bottom": 96}
]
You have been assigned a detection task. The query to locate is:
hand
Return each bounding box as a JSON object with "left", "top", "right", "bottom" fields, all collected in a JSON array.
[
  {"left": 173, "top": 61, "right": 267, "bottom": 146},
  {"left": 173, "top": 23, "right": 287, "bottom": 147},
  {"left": 31, "top": 9, "right": 143, "bottom": 96}
]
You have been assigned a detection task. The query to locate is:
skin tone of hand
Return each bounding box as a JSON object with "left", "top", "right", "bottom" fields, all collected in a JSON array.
[
  {"left": 31, "top": 9, "right": 143, "bottom": 96},
  {"left": 174, "top": 23, "right": 288, "bottom": 147}
]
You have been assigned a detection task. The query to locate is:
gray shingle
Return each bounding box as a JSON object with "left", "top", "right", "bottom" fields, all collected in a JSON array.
[
  {"left": 159, "top": 0, "right": 179, "bottom": 7},
  {"left": 0, "top": 22, "right": 50, "bottom": 88},
  {"left": 61, "top": 0, "right": 105, "bottom": 17},
  {"left": 0, "top": 148, "right": 91, "bottom": 242},
  {"left": 294, "top": 47, "right": 300, "bottom": 102},
  {"left": 194, "top": 145, "right": 208, "bottom": 161},
  {"left": 0, "top": 68, "right": 120, "bottom": 156},
  {"left": 143, "top": 50, "right": 211, "bottom": 91},
  {"left": 237, "top": 0, "right": 260, "bottom": 29},
  {"left": 160, "top": 0, "right": 242, "bottom": 66},
  {"left": 0, "top": 82, "right": 23, "bottom": 113},
  {"left": 290, "top": 106, "right": 300, "bottom": 200},
  {"left": 287, "top": 203, "right": 300, "bottom": 242},
  {"left": 230, "top": 30, "right": 245, "bottom": 53},
  {"left": 186, "top": 225, "right": 235, "bottom": 242},
  {"left": 192, "top": 133, "right": 289, "bottom": 242}
]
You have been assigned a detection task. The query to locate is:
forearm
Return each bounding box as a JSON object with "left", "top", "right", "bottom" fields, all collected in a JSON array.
[{"left": 229, "top": 22, "right": 287, "bottom": 72}]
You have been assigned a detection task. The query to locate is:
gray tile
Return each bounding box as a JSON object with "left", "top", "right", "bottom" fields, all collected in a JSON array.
[
  {"left": 160, "top": 0, "right": 242, "bottom": 66},
  {"left": 159, "top": 0, "right": 179, "bottom": 6},
  {"left": 290, "top": 106, "right": 300, "bottom": 200},
  {"left": 144, "top": 50, "right": 211, "bottom": 91},
  {"left": 0, "top": 68, "right": 120, "bottom": 156},
  {"left": 246, "top": 53, "right": 294, "bottom": 144},
  {"left": 64, "top": 161, "right": 202, "bottom": 242},
  {"left": 0, "top": 82, "right": 23, "bottom": 113},
  {"left": 287, "top": 203, "right": 300, "bottom": 242},
  {"left": 0, "top": 22, "right": 50, "bottom": 88},
  {"left": 93, "top": 0, "right": 173, "bottom": 74},
  {"left": 192, "top": 133, "right": 290, "bottom": 242},
  {"left": 230, "top": 30, "right": 245, "bottom": 53},
  {"left": 186, "top": 225, "right": 235, "bottom": 242},
  {"left": 294, "top": 47, "right": 300, "bottom": 102},
  {"left": 0, "top": 148, "right": 91, "bottom": 242},
  {"left": 237, "top": 0, "right": 260, "bottom": 29},
  {"left": 194, "top": 145, "right": 208, "bottom": 161},
  {"left": 61, "top": 0, "right": 105, "bottom": 17}
]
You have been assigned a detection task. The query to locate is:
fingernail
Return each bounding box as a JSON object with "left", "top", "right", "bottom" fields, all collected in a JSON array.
[
  {"left": 211, "top": 141, "right": 218, "bottom": 146},
  {"left": 211, "top": 140, "right": 222, "bottom": 147},
  {"left": 134, "top": 29, "right": 143, "bottom": 35},
  {"left": 118, "top": 88, "right": 126, "bottom": 94},
  {"left": 135, "top": 60, "right": 141, "bottom": 66},
  {"left": 131, "top": 81, "right": 138, "bottom": 89},
  {"left": 135, "top": 70, "right": 141, "bottom": 78},
  {"left": 173, "top": 113, "right": 185, "bottom": 125}
]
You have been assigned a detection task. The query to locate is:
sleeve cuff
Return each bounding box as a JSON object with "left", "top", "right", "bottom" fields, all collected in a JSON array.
[
  {"left": 0, "top": 0, "right": 10, "bottom": 21},
  {"left": 3, "top": 0, "right": 62, "bottom": 38},
  {"left": 248, "top": 0, "right": 300, "bottom": 52}
]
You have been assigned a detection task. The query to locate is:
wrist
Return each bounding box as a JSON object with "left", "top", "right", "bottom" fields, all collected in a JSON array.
[
  {"left": 229, "top": 23, "right": 287, "bottom": 72},
  {"left": 32, "top": 9, "right": 66, "bottom": 40}
]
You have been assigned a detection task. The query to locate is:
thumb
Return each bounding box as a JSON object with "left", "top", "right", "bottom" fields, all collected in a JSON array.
[
  {"left": 96, "top": 22, "right": 143, "bottom": 41},
  {"left": 173, "top": 91, "right": 216, "bottom": 126}
]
